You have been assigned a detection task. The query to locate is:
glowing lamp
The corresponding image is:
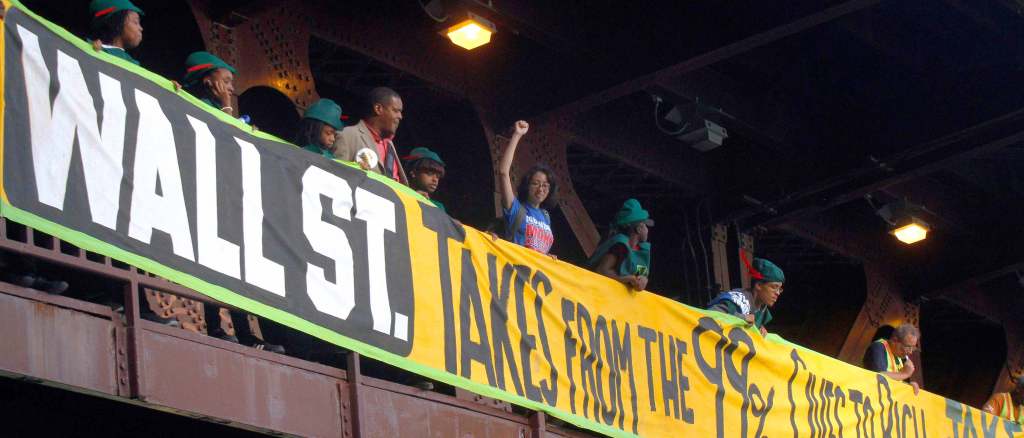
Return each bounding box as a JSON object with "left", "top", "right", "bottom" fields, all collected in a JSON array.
[
  {"left": 446, "top": 13, "right": 495, "bottom": 50},
  {"left": 891, "top": 217, "right": 929, "bottom": 244}
]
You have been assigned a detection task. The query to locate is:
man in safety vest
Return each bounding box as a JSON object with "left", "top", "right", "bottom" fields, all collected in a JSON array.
[
  {"left": 983, "top": 375, "right": 1024, "bottom": 425},
  {"left": 865, "top": 324, "right": 921, "bottom": 394}
]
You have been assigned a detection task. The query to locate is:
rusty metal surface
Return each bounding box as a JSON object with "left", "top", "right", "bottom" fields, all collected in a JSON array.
[
  {"left": 360, "top": 380, "right": 530, "bottom": 438},
  {"left": 0, "top": 218, "right": 260, "bottom": 314},
  {"left": 138, "top": 326, "right": 346, "bottom": 437},
  {"left": 188, "top": 0, "right": 320, "bottom": 112},
  {"left": 0, "top": 287, "right": 118, "bottom": 396}
]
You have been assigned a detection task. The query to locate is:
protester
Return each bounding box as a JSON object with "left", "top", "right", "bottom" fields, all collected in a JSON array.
[
  {"left": 707, "top": 255, "right": 784, "bottom": 336},
  {"left": 296, "top": 98, "right": 344, "bottom": 159},
  {"left": 88, "top": 0, "right": 144, "bottom": 65},
  {"left": 333, "top": 87, "right": 407, "bottom": 184},
  {"left": 983, "top": 375, "right": 1024, "bottom": 424},
  {"left": 497, "top": 121, "right": 557, "bottom": 255},
  {"left": 182, "top": 51, "right": 237, "bottom": 116},
  {"left": 404, "top": 147, "right": 447, "bottom": 212},
  {"left": 586, "top": 198, "right": 652, "bottom": 291},
  {"left": 864, "top": 324, "right": 921, "bottom": 394}
]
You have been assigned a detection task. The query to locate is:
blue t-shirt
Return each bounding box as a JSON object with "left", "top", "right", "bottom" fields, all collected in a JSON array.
[{"left": 503, "top": 198, "right": 553, "bottom": 254}]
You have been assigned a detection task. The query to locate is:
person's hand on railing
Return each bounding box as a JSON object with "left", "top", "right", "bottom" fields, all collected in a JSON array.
[
  {"left": 909, "top": 381, "right": 920, "bottom": 395},
  {"left": 634, "top": 275, "right": 648, "bottom": 291}
]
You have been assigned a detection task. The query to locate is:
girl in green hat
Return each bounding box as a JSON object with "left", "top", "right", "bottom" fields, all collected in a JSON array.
[
  {"left": 296, "top": 98, "right": 344, "bottom": 159},
  {"left": 88, "top": 0, "right": 144, "bottom": 65},
  {"left": 587, "top": 198, "right": 653, "bottom": 291},
  {"left": 182, "top": 51, "right": 237, "bottom": 116}
]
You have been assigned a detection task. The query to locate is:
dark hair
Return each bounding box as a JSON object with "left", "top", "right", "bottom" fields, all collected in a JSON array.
[
  {"left": 408, "top": 159, "right": 445, "bottom": 175},
  {"left": 516, "top": 164, "right": 559, "bottom": 210},
  {"left": 89, "top": 10, "right": 129, "bottom": 45},
  {"left": 294, "top": 118, "right": 328, "bottom": 147},
  {"left": 366, "top": 86, "right": 401, "bottom": 115}
]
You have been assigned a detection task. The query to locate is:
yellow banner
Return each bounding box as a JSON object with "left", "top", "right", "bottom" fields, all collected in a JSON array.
[
  {"left": 0, "top": 1, "right": 1017, "bottom": 436},
  {"left": 400, "top": 191, "right": 1021, "bottom": 437}
]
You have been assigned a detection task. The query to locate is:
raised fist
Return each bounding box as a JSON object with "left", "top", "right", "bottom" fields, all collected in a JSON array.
[{"left": 513, "top": 120, "right": 529, "bottom": 136}]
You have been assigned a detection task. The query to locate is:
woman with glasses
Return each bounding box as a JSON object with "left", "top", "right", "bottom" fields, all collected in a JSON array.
[
  {"left": 496, "top": 120, "right": 559, "bottom": 255},
  {"left": 707, "top": 255, "right": 785, "bottom": 337}
]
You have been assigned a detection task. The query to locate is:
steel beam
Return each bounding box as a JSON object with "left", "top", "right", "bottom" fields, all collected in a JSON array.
[
  {"left": 541, "top": 0, "right": 882, "bottom": 122},
  {"left": 732, "top": 107, "right": 1024, "bottom": 227}
]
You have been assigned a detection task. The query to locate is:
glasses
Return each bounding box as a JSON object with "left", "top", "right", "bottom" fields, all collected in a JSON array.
[
  {"left": 895, "top": 340, "right": 919, "bottom": 353},
  {"left": 529, "top": 182, "right": 550, "bottom": 189}
]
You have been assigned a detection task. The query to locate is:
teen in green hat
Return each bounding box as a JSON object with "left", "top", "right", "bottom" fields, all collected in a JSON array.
[
  {"left": 403, "top": 147, "right": 447, "bottom": 212},
  {"left": 296, "top": 98, "right": 344, "bottom": 159},
  {"left": 182, "top": 51, "right": 238, "bottom": 116},
  {"left": 88, "top": 0, "right": 144, "bottom": 65},
  {"left": 587, "top": 198, "right": 653, "bottom": 291},
  {"left": 707, "top": 252, "right": 785, "bottom": 336}
]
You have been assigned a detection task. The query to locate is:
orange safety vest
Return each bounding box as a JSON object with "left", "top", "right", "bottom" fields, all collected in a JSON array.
[
  {"left": 999, "top": 393, "right": 1024, "bottom": 425},
  {"left": 875, "top": 339, "right": 904, "bottom": 373}
]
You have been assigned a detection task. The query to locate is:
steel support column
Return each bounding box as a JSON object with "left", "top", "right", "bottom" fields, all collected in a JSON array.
[
  {"left": 346, "top": 352, "right": 365, "bottom": 438},
  {"left": 711, "top": 224, "right": 730, "bottom": 292}
]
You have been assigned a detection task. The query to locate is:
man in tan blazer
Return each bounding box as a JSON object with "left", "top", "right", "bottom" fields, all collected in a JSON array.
[{"left": 333, "top": 86, "right": 408, "bottom": 185}]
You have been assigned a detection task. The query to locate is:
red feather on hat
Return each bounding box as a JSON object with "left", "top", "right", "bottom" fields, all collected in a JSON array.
[{"left": 740, "top": 248, "right": 764, "bottom": 280}]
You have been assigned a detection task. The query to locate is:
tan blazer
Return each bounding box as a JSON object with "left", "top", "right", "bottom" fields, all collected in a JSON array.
[{"left": 333, "top": 120, "right": 408, "bottom": 185}]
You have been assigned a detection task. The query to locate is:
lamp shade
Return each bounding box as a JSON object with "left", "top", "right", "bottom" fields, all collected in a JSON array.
[
  {"left": 892, "top": 217, "right": 929, "bottom": 244},
  {"left": 446, "top": 13, "right": 495, "bottom": 50}
]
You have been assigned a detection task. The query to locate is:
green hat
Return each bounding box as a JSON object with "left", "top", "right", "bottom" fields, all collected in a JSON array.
[
  {"left": 183, "top": 51, "right": 236, "bottom": 87},
  {"left": 403, "top": 147, "right": 446, "bottom": 167},
  {"left": 90, "top": 0, "right": 144, "bottom": 19},
  {"left": 751, "top": 258, "right": 785, "bottom": 283},
  {"left": 613, "top": 198, "right": 654, "bottom": 227},
  {"left": 304, "top": 99, "right": 344, "bottom": 130}
]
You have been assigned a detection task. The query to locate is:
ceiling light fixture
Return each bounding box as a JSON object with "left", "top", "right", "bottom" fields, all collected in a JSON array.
[
  {"left": 891, "top": 216, "right": 930, "bottom": 244},
  {"left": 874, "top": 198, "right": 931, "bottom": 245},
  {"left": 445, "top": 13, "right": 495, "bottom": 50}
]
